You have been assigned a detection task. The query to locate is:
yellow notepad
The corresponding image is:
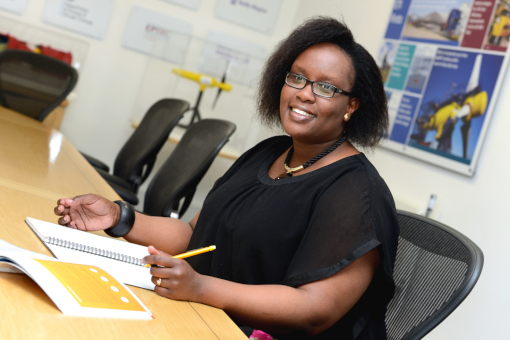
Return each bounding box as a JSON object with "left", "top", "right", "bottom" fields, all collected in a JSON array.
[{"left": 0, "top": 240, "right": 152, "bottom": 319}]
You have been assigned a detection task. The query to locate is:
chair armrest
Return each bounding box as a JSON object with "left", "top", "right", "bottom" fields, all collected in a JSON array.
[
  {"left": 96, "top": 168, "right": 131, "bottom": 190},
  {"left": 107, "top": 182, "right": 139, "bottom": 206},
  {"left": 81, "top": 152, "right": 110, "bottom": 172}
]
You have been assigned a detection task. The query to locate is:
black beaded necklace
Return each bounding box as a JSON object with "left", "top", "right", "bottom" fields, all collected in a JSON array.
[{"left": 275, "top": 135, "right": 347, "bottom": 180}]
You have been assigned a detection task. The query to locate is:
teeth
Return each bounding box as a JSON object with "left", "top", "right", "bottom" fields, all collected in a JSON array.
[{"left": 292, "top": 108, "right": 315, "bottom": 118}]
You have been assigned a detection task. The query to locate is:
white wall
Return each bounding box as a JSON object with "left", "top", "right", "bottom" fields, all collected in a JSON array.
[
  {"left": 0, "top": 0, "right": 298, "bottom": 161},
  {"left": 0, "top": 0, "right": 297, "bottom": 218},
  {"left": 293, "top": 1, "right": 508, "bottom": 339}
]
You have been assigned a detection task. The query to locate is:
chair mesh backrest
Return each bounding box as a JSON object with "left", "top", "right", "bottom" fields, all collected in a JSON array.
[
  {"left": 0, "top": 50, "right": 78, "bottom": 121},
  {"left": 386, "top": 212, "right": 482, "bottom": 340},
  {"left": 112, "top": 98, "right": 189, "bottom": 184},
  {"left": 144, "top": 119, "right": 236, "bottom": 216}
]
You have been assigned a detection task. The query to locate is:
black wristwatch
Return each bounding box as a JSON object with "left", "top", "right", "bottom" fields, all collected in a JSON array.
[{"left": 105, "top": 200, "right": 135, "bottom": 238}]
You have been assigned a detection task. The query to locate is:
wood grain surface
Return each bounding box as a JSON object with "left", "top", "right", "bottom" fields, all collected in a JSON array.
[{"left": 0, "top": 107, "right": 247, "bottom": 340}]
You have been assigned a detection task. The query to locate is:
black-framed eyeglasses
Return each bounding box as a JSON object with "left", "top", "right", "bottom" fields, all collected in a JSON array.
[{"left": 285, "top": 72, "right": 351, "bottom": 98}]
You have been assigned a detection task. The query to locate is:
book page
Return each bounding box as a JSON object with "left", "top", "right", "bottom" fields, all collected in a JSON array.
[
  {"left": 0, "top": 244, "right": 152, "bottom": 319},
  {"left": 34, "top": 259, "right": 146, "bottom": 311},
  {"left": 0, "top": 239, "right": 54, "bottom": 273}
]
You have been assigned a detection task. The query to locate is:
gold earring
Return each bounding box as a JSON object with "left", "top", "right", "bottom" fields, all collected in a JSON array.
[{"left": 344, "top": 114, "right": 349, "bottom": 121}]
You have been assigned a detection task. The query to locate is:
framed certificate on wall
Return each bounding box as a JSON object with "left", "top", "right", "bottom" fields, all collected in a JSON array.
[{"left": 42, "top": 0, "right": 115, "bottom": 40}]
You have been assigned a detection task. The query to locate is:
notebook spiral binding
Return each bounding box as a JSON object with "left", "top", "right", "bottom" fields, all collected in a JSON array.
[{"left": 46, "top": 236, "right": 144, "bottom": 267}]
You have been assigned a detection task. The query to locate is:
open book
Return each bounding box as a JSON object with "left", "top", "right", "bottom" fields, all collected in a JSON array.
[
  {"left": 0, "top": 240, "right": 152, "bottom": 319},
  {"left": 26, "top": 217, "right": 154, "bottom": 290}
]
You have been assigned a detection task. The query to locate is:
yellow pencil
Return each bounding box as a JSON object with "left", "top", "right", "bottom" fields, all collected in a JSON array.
[{"left": 144, "top": 245, "right": 216, "bottom": 267}]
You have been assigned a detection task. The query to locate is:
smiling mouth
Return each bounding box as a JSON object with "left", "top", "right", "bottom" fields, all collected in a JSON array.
[{"left": 291, "top": 107, "right": 316, "bottom": 118}]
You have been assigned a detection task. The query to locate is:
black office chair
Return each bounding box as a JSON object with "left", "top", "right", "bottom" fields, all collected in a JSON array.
[
  {"left": 385, "top": 211, "right": 484, "bottom": 340},
  {"left": 83, "top": 98, "right": 190, "bottom": 199},
  {"left": 141, "top": 118, "right": 236, "bottom": 217},
  {"left": 0, "top": 49, "right": 78, "bottom": 121}
]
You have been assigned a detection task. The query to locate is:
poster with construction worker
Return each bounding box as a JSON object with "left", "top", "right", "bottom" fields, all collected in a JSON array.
[
  {"left": 381, "top": 0, "right": 509, "bottom": 176},
  {"left": 484, "top": 1, "right": 510, "bottom": 51}
]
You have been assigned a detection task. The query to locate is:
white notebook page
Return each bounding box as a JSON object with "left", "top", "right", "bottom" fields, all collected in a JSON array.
[{"left": 26, "top": 217, "right": 154, "bottom": 290}]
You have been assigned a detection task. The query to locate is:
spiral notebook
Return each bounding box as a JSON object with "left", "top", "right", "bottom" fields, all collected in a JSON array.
[{"left": 26, "top": 217, "right": 154, "bottom": 290}]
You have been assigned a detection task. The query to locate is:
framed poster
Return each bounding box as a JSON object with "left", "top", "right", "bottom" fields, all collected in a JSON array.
[
  {"left": 42, "top": 0, "right": 115, "bottom": 40},
  {"left": 160, "top": 0, "right": 202, "bottom": 11},
  {"left": 199, "top": 30, "right": 266, "bottom": 88},
  {"left": 380, "top": 0, "right": 510, "bottom": 176},
  {"left": 215, "top": 0, "right": 283, "bottom": 35},
  {"left": 0, "top": 0, "right": 27, "bottom": 15},
  {"left": 122, "top": 6, "right": 192, "bottom": 64}
]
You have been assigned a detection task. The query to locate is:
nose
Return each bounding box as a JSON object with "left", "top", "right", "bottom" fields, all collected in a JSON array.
[{"left": 295, "top": 82, "right": 315, "bottom": 102}]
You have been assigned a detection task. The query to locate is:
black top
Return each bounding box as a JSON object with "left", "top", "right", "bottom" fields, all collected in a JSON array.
[{"left": 187, "top": 136, "right": 400, "bottom": 339}]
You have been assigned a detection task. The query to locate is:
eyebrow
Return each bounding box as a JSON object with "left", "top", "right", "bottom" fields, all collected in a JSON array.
[
  {"left": 290, "top": 69, "right": 341, "bottom": 89},
  {"left": 290, "top": 67, "right": 341, "bottom": 88}
]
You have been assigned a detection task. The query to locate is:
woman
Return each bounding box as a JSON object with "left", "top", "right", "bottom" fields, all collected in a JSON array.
[{"left": 55, "top": 17, "right": 399, "bottom": 339}]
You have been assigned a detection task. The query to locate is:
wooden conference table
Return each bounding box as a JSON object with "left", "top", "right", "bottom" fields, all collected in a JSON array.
[{"left": 0, "top": 107, "right": 247, "bottom": 340}]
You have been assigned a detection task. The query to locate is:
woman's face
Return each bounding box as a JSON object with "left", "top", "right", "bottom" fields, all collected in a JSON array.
[{"left": 279, "top": 43, "right": 359, "bottom": 144}]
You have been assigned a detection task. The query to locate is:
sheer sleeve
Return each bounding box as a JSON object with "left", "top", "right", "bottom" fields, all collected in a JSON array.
[{"left": 281, "top": 161, "right": 399, "bottom": 296}]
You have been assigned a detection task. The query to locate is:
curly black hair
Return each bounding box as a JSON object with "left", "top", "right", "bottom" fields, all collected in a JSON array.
[{"left": 257, "top": 17, "right": 388, "bottom": 149}]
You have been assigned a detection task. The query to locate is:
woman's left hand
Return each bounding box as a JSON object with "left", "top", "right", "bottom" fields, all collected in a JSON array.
[{"left": 144, "top": 246, "right": 204, "bottom": 301}]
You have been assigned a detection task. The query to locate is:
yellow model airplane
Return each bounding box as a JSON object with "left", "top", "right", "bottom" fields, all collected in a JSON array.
[
  {"left": 172, "top": 68, "right": 232, "bottom": 92},
  {"left": 172, "top": 68, "right": 232, "bottom": 127}
]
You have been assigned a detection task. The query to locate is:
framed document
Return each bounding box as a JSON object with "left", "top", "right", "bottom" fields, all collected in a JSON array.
[
  {"left": 0, "top": 0, "right": 28, "bottom": 15},
  {"left": 160, "top": 0, "right": 202, "bottom": 11},
  {"left": 42, "top": 0, "right": 115, "bottom": 40},
  {"left": 199, "top": 30, "right": 266, "bottom": 87},
  {"left": 122, "top": 6, "right": 193, "bottom": 65},
  {"left": 215, "top": 0, "right": 283, "bottom": 35}
]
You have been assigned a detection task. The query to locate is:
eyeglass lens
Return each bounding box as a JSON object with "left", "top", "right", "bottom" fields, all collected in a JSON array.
[{"left": 286, "top": 73, "right": 336, "bottom": 98}]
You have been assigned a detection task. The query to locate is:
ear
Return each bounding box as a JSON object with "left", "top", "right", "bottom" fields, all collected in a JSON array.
[{"left": 344, "top": 97, "right": 360, "bottom": 122}]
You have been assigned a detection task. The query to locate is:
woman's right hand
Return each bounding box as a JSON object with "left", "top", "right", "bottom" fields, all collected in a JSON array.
[{"left": 54, "top": 194, "right": 120, "bottom": 232}]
